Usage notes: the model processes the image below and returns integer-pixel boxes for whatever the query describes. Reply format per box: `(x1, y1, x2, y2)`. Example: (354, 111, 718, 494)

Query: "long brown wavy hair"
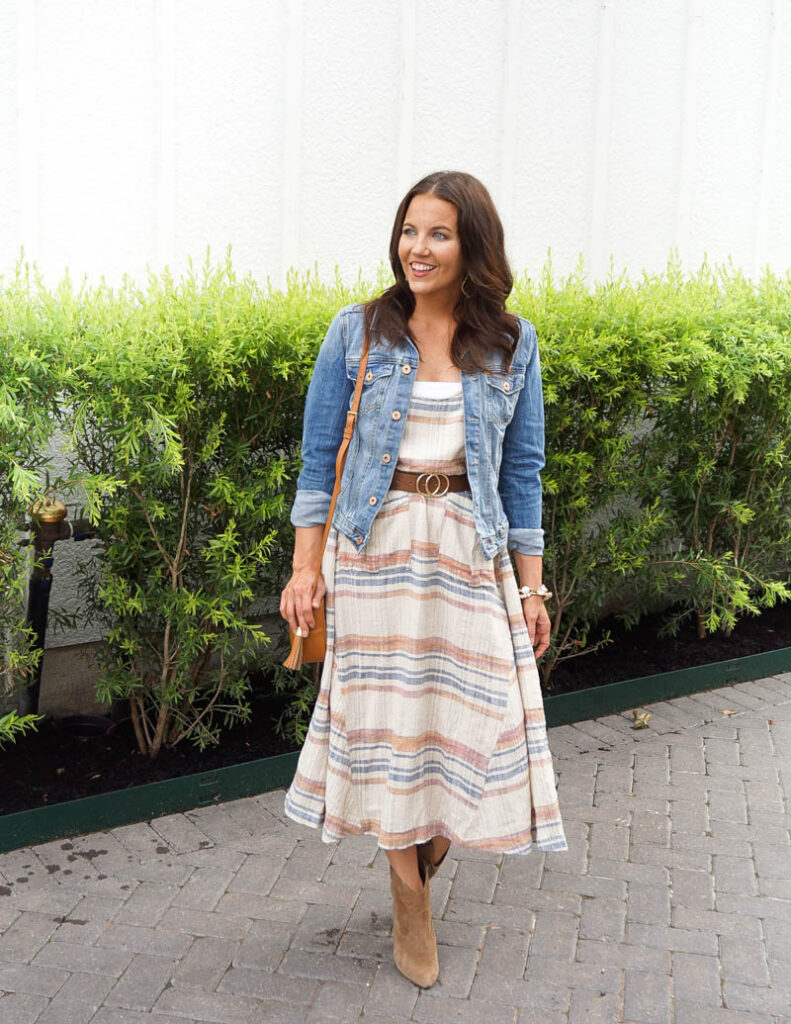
(364, 171, 520, 373)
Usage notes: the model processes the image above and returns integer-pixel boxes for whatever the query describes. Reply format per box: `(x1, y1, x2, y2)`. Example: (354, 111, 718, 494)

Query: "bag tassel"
(283, 630, 304, 671)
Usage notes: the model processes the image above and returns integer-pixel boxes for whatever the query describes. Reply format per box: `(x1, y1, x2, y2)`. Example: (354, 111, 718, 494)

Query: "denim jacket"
(290, 304, 545, 559)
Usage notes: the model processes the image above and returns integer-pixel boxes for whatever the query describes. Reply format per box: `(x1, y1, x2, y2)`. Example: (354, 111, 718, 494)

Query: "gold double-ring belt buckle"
(415, 472, 450, 496)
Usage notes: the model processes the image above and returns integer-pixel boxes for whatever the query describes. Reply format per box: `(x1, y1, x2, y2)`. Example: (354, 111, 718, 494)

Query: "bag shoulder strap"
(311, 326, 371, 588)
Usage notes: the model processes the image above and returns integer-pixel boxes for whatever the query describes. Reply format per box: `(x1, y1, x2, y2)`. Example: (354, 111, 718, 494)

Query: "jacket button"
(354, 535, 363, 545)
(368, 496, 377, 506)
(382, 453, 391, 463)
(402, 364, 411, 374)
(503, 381, 510, 391)
(392, 410, 401, 420)
(365, 370, 373, 382)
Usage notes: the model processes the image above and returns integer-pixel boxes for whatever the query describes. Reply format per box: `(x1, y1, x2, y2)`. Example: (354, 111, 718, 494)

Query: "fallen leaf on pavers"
(632, 710, 651, 729)
(721, 709, 738, 715)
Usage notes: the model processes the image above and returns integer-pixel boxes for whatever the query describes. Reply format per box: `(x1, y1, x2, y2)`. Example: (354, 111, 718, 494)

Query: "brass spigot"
(28, 498, 68, 523)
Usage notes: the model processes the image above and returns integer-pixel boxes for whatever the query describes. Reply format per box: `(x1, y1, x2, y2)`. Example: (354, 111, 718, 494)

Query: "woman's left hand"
(523, 596, 551, 659)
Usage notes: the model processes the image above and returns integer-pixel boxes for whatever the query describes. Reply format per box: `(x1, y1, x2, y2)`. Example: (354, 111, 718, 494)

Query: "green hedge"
(1, 251, 789, 754)
(529, 258, 791, 679)
(1, 263, 74, 705)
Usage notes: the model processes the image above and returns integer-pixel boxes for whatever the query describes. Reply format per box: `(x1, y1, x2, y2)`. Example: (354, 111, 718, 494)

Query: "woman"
(280, 170, 566, 988)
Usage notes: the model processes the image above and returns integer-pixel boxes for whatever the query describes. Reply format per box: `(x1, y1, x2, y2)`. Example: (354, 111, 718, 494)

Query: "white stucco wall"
(2, 0, 790, 649)
(4, 0, 790, 290)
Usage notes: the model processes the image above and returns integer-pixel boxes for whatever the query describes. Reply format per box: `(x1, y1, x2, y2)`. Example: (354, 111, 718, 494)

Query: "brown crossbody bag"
(283, 327, 372, 670)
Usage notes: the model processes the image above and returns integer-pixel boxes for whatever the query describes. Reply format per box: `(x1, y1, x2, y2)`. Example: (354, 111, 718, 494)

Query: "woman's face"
(397, 193, 464, 302)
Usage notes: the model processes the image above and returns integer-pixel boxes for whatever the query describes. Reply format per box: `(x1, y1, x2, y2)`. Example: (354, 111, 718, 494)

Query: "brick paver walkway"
(1, 674, 790, 1023)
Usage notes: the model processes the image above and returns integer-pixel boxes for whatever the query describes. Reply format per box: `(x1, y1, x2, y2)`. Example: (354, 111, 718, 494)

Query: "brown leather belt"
(389, 469, 470, 496)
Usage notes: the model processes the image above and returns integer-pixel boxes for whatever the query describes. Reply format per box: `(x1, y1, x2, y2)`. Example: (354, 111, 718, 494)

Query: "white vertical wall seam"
(397, 0, 416, 197)
(754, 0, 780, 278)
(154, 0, 176, 271)
(16, 0, 39, 260)
(590, 0, 615, 282)
(499, 0, 520, 240)
(282, 0, 303, 282)
(676, 0, 701, 267)
(13, 0, 38, 676)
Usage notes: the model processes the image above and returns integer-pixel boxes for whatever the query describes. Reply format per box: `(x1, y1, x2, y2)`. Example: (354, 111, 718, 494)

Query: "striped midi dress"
(283, 380, 567, 854)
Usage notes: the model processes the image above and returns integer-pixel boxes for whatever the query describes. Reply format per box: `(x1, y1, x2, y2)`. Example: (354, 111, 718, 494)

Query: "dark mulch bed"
(2, 599, 789, 816)
(0, 690, 299, 817)
(546, 597, 791, 694)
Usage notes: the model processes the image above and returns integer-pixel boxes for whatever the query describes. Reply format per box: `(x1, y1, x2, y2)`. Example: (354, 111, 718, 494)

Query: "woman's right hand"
(280, 566, 326, 636)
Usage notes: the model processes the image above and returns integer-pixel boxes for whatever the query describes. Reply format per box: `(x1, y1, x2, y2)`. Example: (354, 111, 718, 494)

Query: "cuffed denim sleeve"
(499, 320, 545, 555)
(507, 527, 545, 556)
(290, 309, 354, 525)
(290, 488, 333, 528)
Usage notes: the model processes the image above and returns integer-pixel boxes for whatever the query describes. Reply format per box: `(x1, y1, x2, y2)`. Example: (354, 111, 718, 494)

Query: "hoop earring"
(461, 275, 471, 298)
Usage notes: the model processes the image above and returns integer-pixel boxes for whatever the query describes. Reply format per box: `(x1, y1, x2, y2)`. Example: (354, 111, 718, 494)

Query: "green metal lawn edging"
(0, 750, 298, 855)
(542, 643, 791, 727)
(2, 644, 790, 854)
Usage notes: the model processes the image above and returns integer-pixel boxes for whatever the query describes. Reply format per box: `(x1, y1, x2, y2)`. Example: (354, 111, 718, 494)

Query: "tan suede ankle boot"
(416, 837, 450, 880)
(389, 855, 439, 988)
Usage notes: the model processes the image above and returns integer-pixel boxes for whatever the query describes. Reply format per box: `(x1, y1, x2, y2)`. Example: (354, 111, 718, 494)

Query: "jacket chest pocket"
(484, 370, 524, 425)
(347, 361, 395, 412)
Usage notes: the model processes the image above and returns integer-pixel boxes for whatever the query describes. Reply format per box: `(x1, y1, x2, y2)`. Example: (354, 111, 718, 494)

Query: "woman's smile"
(398, 194, 463, 297)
